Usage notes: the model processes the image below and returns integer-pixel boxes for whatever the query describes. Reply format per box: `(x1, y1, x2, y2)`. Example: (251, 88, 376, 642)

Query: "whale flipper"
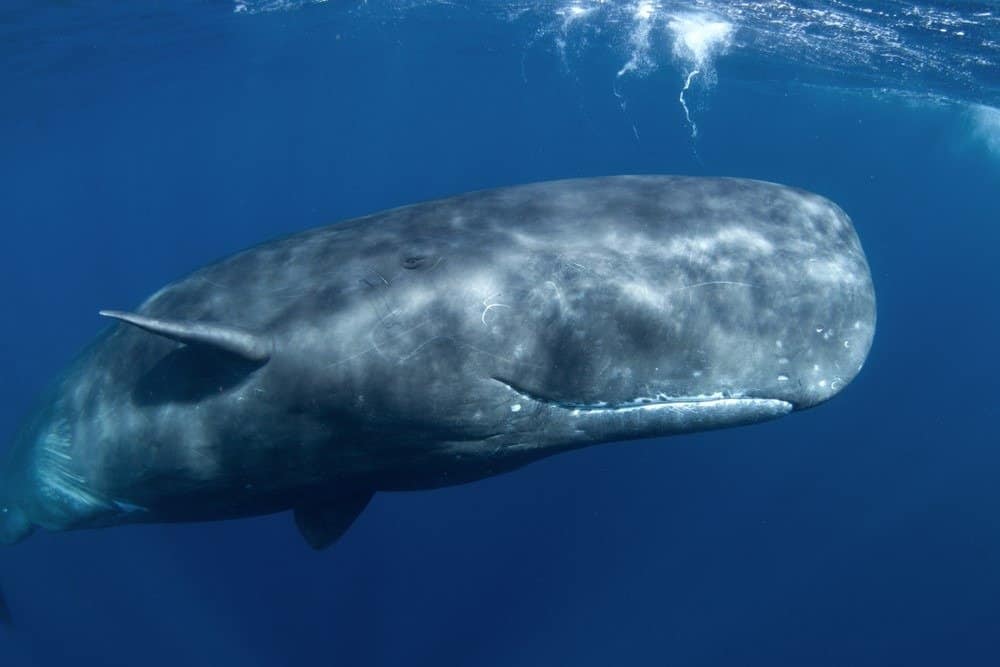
(99, 310, 272, 363)
(294, 492, 374, 550)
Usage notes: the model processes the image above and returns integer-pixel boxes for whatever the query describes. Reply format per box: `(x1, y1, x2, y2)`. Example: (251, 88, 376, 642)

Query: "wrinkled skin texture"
(0, 176, 875, 545)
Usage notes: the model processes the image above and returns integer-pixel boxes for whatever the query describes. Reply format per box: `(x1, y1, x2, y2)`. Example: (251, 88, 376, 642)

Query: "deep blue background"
(2, 3, 999, 665)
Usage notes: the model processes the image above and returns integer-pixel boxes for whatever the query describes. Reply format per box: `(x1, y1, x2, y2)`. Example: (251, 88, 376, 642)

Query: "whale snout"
(746, 264, 877, 411)
(774, 316, 876, 411)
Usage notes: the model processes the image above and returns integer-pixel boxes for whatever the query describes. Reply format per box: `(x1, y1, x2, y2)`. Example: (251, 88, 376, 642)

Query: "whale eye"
(401, 255, 429, 270)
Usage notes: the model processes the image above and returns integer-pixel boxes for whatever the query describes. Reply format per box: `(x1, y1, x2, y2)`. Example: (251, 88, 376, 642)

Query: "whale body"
(0, 176, 875, 550)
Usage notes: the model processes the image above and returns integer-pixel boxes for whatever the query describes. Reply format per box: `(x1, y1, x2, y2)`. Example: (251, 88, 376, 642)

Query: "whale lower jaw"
(491, 377, 793, 445)
(545, 396, 794, 435)
(560, 397, 793, 417)
(493, 377, 792, 415)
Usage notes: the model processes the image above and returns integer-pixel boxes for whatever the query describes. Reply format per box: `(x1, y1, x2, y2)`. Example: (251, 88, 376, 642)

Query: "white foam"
(558, 2, 597, 27)
(634, 0, 656, 22)
(615, 1, 660, 78)
(668, 14, 733, 67)
(230, 1, 997, 92)
(234, 0, 325, 14)
(229, 0, 998, 144)
(667, 14, 733, 138)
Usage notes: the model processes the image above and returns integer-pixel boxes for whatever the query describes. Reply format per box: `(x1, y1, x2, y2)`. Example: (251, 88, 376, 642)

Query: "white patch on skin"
(799, 198, 826, 218)
(658, 227, 776, 275)
(622, 281, 661, 308)
(716, 227, 775, 254)
(511, 404, 522, 413)
(806, 257, 855, 284)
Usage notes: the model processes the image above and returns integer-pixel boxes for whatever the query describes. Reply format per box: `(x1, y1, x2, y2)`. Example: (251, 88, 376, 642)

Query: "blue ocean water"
(1, 1, 998, 665)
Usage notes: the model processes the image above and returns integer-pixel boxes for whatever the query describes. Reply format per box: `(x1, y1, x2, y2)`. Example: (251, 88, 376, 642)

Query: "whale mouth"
(491, 377, 793, 415)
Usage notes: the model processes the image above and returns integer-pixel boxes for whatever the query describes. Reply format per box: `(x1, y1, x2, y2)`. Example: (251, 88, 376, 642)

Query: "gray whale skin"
(0, 176, 875, 550)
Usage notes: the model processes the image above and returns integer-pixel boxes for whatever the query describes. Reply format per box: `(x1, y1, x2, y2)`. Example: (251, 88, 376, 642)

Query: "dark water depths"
(1, 2, 998, 665)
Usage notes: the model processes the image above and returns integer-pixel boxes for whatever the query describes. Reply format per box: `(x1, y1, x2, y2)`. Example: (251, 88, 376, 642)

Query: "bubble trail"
(679, 68, 700, 138)
(668, 14, 734, 140)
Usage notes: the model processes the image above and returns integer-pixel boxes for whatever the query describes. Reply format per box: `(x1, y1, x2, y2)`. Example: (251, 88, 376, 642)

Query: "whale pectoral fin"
(99, 310, 272, 363)
(294, 491, 374, 550)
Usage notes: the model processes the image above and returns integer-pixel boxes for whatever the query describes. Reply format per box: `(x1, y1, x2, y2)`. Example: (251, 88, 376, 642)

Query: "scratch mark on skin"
(369, 319, 437, 363)
(368, 332, 390, 362)
(553, 253, 599, 277)
(199, 278, 228, 290)
(396, 335, 456, 363)
(329, 320, 435, 368)
(666, 281, 756, 295)
(544, 280, 564, 303)
(325, 345, 379, 369)
(377, 308, 401, 331)
(198, 271, 351, 300)
(366, 283, 403, 336)
(361, 270, 391, 289)
(481, 293, 511, 326)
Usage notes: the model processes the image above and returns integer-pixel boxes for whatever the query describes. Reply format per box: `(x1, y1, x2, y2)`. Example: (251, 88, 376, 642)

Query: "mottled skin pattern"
(0, 176, 875, 545)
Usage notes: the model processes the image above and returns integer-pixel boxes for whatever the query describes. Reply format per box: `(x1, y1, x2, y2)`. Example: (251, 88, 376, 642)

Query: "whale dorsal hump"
(294, 491, 375, 550)
(99, 310, 272, 363)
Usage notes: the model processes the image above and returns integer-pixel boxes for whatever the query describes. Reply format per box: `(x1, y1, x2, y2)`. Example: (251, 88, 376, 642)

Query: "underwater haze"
(1, 1, 999, 665)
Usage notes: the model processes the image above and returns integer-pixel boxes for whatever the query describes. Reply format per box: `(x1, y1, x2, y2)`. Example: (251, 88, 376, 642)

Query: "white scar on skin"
(481, 293, 511, 326)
